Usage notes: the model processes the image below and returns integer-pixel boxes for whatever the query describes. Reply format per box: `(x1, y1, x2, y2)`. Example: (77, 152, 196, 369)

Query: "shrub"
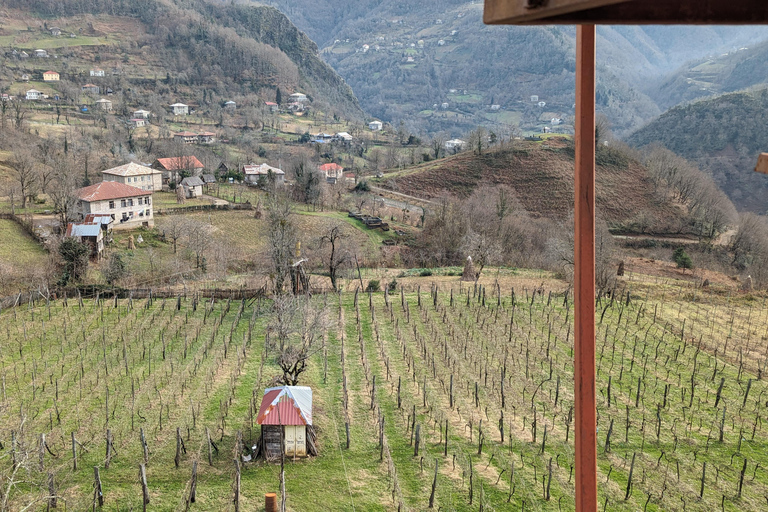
(365, 279, 381, 292)
(387, 278, 398, 292)
(354, 180, 370, 192)
(419, 269, 433, 277)
(673, 247, 693, 270)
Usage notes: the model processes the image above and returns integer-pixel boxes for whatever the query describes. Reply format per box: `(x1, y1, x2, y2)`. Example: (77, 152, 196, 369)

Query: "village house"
(179, 176, 204, 198)
(153, 156, 204, 184)
(173, 131, 199, 144)
(368, 120, 383, 131)
(334, 132, 353, 142)
(133, 109, 150, 119)
(81, 84, 100, 95)
(43, 70, 60, 81)
(224, 100, 236, 110)
(95, 98, 112, 111)
(34, 49, 48, 58)
(319, 162, 344, 183)
(445, 139, 466, 152)
(201, 174, 217, 188)
(90, 68, 105, 77)
(77, 181, 154, 230)
(289, 92, 308, 103)
(101, 162, 163, 192)
(25, 89, 43, 100)
(490, 104, 501, 111)
(264, 101, 278, 112)
(257, 386, 314, 459)
(441, 102, 450, 109)
(20, 73, 30, 82)
(242, 163, 285, 185)
(286, 102, 304, 113)
(531, 95, 539, 102)
(198, 132, 215, 144)
(66, 222, 104, 259)
(50, 27, 62, 36)
(170, 103, 189, 115)
(131, 118, 146, 128)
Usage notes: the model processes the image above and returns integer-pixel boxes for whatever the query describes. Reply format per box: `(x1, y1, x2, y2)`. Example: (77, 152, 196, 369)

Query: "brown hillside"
(384, 139, 682, 233)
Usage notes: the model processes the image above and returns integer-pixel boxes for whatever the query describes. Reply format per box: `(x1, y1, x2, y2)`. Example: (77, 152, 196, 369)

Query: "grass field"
(1, 274, 767, 510)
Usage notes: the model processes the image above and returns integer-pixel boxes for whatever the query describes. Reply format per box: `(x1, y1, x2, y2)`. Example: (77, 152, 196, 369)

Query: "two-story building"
(153, 156, 204, 184)
(26, 89, 43, 100)
(90, 68, 106, 77)
(43, 70, 60, 81)
(101, 162, 163, 192)
(243, 163, 285, 185)
(77, 181, 154, 229)
(171, 103, 189, 115)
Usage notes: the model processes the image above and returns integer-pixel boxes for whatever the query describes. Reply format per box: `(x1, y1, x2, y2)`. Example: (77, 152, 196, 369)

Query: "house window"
(128, 199, 133, 206)
(121, 213, 128, 221)
(121, 199, 126, 207)
(108, 200, 115, 209)
(129, 211, 134, 217)
(145, 209, 150, 217)
(147, 197, 151, 205)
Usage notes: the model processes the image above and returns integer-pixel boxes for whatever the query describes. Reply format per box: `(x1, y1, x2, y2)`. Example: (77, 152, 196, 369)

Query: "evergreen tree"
(276, 87, 282, 105)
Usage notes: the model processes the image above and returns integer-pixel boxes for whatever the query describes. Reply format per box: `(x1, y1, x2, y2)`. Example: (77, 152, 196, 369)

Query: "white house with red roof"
(319, 162, 344, 183)
(242, 163, 285, 185)
(257, 386, 313, 459)
(152, 156, 204, 184)
(77, 181, 154, 229)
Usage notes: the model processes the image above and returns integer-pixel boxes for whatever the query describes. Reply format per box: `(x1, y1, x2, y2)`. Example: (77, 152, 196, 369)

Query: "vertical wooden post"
(575, 23, 597, 512)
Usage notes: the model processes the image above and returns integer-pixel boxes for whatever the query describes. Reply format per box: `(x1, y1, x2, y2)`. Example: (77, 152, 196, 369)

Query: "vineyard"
(1, 277, 768, 511)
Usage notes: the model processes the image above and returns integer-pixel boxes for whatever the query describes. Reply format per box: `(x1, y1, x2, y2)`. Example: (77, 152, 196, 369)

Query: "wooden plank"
(485, 0, 768, 24)
(574, 24, 597, 512)
(484, 0, 630, 24)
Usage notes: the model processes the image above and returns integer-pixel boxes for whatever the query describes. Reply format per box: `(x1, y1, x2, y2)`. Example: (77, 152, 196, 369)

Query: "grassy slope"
(1, 274, 767, 510)
(378, 139, 681, 232)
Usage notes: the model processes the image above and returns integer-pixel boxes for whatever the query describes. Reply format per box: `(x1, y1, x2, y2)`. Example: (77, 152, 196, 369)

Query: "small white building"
(171, 103, 189, 116)
(368, 120, 383, 131)
(133, 109, 151, 119)
(179, 176, 204, 198)
(441, 102, 449, 109)
(531, 95, 539, 102)
(538, 101, 547, 108)
(224, 100, 236, 110)
(289, 92, 308, 103)
(96, 98, 113, 111)
(77, 181, 154, 230)
(34, 49, 48, 58)
(445, 139, 465, 152)
(90, 68, 106, 77)
(551, 118, 562, 125)
(50, 27, 62, 36)
(26, 89, 43, 100)
(490, 104, 501, 111)
(101, 162, 162, 191)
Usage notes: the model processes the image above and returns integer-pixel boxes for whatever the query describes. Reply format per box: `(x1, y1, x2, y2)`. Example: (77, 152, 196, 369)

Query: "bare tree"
(266, 192, 297, 294)
(186, 221, 214, 270)
(269, 296, 328, 385)
(8, 147, 37, 208)
(47, 156, 80, 226)
(317, 224, 351, 291)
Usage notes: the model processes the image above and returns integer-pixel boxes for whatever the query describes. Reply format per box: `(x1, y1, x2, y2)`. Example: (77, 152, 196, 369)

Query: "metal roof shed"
(257, 386, 314, 459)
(482, 2, 768, 511)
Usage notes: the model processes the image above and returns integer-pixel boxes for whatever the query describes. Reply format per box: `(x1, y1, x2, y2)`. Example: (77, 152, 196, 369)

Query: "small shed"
(256, 386, 313, 460)
(179, 176, 204, 198)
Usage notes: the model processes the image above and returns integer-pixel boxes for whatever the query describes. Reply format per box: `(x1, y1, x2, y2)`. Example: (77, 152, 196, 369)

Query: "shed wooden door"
(295, 426, 306, 457)
(284, 426, 296, 457)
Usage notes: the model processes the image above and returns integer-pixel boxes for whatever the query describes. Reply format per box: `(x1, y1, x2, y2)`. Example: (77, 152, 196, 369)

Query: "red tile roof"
(154, 156, 204, 171)
(319, 163, 344, 172)
(78, 181, 148, 202)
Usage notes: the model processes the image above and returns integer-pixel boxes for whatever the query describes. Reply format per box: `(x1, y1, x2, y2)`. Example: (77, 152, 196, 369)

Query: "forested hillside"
(0, 0, 364, 119)
(629, 89, 768, 213)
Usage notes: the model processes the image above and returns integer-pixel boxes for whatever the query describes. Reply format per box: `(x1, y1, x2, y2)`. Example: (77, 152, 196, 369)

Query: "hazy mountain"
(254, 0, 768, 137)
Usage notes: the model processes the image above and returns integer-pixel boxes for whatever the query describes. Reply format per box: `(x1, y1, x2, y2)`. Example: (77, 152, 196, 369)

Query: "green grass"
(0, 218, 47, 269)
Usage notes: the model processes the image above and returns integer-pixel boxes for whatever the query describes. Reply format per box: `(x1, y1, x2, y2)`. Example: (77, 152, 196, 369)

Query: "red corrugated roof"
(155, 156, 203, 170)
(78, 181, 148, 202)
(319, 163, 343, 172)
(257, 388, 310, 425)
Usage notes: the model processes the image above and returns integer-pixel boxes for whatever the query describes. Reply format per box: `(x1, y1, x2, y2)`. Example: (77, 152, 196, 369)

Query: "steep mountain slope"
(650, 39, 768, 110)
(257, 0, 768, 137)
(0, 0, 364, 119)
(628, 89, 768, 213)
(380, 138, 685, 234)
